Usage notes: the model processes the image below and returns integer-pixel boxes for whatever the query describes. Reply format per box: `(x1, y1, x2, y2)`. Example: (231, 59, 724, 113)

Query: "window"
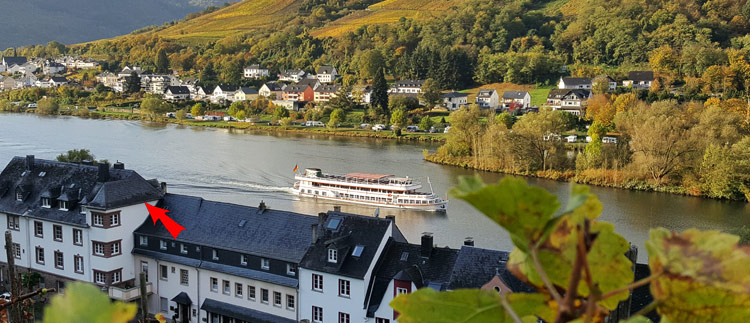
(241, 255, 247, 265)
(35, 247, 44, 264)
(312, 274, 323, 291)
(376, 318, 390, 323)
(34, 221, 43, 237)
(58, 200, 68, 211)
(141, 261, 149, 282)
(74, 255, 83, 274)
(111, 241, 121, 255)
(235, 283, 242, 297)
(110, 213, 119, 226)
(7, 215, 19, 231)
(180, 244, 188, 254)
(180, 269, 188, 286)
(41, 197, 50, 208)
(274, 291, 282, 307)
(261, 289, 269, 304)
(286, 294, 295, 310)
(160, 265, 168, 280)
(94, 271, 105, 284)
(112, 270, 121, 283)
(73, 229, 82, 246)
(339, 279, 350, 297)
(261, 258, 269, 270)
(160, 297, 168, 313)
(248, 285, 256, 300)
(222, 280, 230, 295)
(312, 306, 323, 323)
(287, 264, 297, 276)
(15, 191, 23, 201)
(54, 251, 63, 269)
(12, 243, 20, 259)
(93, 214, 103, 226)
(139, 235, 147, 246)
(160, 240, 167, 250)
(210, 278, 218, 292)
(93, 242, 105, 256)
(57, 281, 65, 294)
(396, 287, 408, 295)
(212, 249, 219, 260)
(328, 248, 337, 263)
(53, 225, 62, 242)
(339, 312, 350, 323)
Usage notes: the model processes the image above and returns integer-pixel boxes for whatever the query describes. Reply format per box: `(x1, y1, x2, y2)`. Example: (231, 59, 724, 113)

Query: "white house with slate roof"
(316, 65, 338, 84)
(502, 91, 531, 109)
(475, 89, 499, 109)
(0, 156, 163, 298)
(243, 65, 269, 79)
(558, 77, 592, 90)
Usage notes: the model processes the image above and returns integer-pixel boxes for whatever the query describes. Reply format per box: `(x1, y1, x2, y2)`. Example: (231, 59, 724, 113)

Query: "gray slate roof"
(561, 77, 591, 86)
(317, 65, 336, 75)
(0, 156, 163, 226)
(237, 87, 258, 95)
(393, 80, 425, 88)
(502, 91, 529, 99)
(2, 56, 27, 67)
(201, 298, 295, 323)
(165, 86, 190, 95)
(134, 194, 317, 263)
(443, 91, 467, 99)
(476, 89, 496, 98)
(262, 82, 284, 91)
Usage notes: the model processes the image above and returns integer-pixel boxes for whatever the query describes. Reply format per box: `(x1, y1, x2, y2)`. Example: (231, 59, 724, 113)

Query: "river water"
(1, 114, 748, 262)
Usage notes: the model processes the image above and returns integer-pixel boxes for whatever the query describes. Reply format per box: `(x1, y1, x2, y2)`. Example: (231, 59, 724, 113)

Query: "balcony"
(108, 282, 152, 302)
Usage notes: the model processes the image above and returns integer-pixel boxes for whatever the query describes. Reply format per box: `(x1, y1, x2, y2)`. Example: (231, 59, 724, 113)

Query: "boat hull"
(293, 189, 447, 212)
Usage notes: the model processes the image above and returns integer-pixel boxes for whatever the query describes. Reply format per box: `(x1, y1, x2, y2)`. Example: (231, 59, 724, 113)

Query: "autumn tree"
(591, 75, 612, 94)
(370, 68, 389, 114)
(327, 108, 345, 128)
(191, 103, 206, 117)
(419, 78, 443, 109)
(155, 48, 169, 73)
(585, 94, 615, 126)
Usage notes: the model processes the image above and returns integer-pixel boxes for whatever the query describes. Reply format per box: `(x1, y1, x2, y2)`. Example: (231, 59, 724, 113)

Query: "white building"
(475, 89, 499, 109)
(558, 77, 592, 90)
(389, 80, 425, 94)
(501, 91, 531, 109)
(442, 92, 468, 110)
(164, 86, 191, 101)
(315, 66, 338, 84)
(243, 65, 270, 79)
(278, 70, 307, 83)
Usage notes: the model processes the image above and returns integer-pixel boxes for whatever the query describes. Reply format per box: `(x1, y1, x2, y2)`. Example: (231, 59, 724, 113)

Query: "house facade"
(211, 85, 239, 104)
(547, 89, 591, 116)
(278, 70, 307, 83)
(314, 84, 339, 102)
(234, 87, 259, 102)
(475, 89, 499, 109)
(623, 71, 654, 90)
(389, 80, 424, 94)
(501, 91, 531, 109)
(316, 66, 338, 84)
(442, 92, 468, 110)
(164, 86, 191, 101)
(259, 82, 285, 98)
(243, 65, 270, 79)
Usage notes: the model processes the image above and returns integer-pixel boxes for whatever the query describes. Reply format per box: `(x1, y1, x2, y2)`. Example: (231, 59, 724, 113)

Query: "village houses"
(475, 89, 499, 110)
(243, 65, 270, 79)
(501, 91, 531, 109)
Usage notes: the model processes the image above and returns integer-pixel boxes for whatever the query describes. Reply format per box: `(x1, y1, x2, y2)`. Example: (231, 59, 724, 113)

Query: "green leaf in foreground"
(43, 282, 137, 323)
(646, 228, 750, 322)
(450, 176, 561, 251)
(390, 288, 553, 323)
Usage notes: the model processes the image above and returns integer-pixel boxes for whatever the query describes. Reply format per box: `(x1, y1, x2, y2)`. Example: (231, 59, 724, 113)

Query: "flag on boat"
(293, 164, 299, 173)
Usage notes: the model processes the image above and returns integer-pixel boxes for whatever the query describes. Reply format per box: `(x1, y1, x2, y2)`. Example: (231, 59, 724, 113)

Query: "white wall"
(299, 269, 367, 323)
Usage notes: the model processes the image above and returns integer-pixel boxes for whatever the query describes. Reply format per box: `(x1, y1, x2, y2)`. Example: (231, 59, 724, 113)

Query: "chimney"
(421, 232, 433, 258)
(25, 155, 34, 170)
(311, 224, 319, 242)
(258, 200, 267, 211)
(97, 163, 110, 182)
(317, 212, 328, 236)
(333, 205, 341, 212)
(385, 215, 395, 224)
(113, 161, 125, 169)
(160, 182, 167, 195)
(464, 237, 474, 246)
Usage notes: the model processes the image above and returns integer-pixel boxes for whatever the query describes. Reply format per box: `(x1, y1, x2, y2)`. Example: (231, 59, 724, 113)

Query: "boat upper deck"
(298, 171, 418, 186)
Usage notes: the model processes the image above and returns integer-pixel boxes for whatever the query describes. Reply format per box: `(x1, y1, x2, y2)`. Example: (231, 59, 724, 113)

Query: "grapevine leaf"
(508, 185, 632, 310)
(646, 228, 750, 322)
(390, 288, 553, 323)
(451, 176, 561, 252)
(42, 282, 137, 323)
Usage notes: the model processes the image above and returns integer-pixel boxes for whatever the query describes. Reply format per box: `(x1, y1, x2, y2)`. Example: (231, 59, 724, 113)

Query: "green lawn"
(529, 85, 554, 106)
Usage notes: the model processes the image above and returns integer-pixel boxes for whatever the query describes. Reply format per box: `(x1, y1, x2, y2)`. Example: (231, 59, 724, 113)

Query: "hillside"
(0, 0, 222, 48)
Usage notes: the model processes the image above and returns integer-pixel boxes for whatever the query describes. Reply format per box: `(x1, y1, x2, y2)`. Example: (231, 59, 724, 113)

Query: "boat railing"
(300, 173, 418, 186)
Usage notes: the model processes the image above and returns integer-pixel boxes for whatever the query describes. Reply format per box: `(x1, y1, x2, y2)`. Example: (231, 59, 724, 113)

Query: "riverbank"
(423, 153, 750, 202)
(16, 109, 447, 143)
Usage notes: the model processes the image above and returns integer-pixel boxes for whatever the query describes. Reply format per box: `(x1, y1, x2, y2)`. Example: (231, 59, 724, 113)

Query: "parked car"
(602, 136, 618, 144)
(405, 125, 420, 132)
(360, 123, 371, 129)
(223, 116, 237, 122)
(372, 124, 387, 131)
(305, 121, 324, 127)
(565, 135, 577, 143)
(165, 112, 176, 118)
(429, 127, 437, 133)
(444, 126, 451, 133)
(586, 136, 592, 143)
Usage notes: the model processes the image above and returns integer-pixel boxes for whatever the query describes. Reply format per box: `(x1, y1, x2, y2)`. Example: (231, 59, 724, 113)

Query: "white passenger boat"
(293, 168, 447, 212)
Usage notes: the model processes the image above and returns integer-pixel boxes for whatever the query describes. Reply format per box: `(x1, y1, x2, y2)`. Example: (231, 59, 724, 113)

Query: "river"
(1, 114, 748, 262)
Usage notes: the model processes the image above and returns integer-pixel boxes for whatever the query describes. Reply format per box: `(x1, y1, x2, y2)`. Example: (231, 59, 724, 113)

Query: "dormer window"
(41, 198, 51, 208)
(15, 191, 22, 201)
(212, 249, 219, 261)
(328, 248, 338, 263)
(59, 201, 69, 211)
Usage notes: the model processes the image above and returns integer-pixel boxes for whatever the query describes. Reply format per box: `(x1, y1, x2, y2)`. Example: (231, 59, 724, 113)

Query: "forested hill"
(17, 0, 750, 96)
(0, 0, 223, 48)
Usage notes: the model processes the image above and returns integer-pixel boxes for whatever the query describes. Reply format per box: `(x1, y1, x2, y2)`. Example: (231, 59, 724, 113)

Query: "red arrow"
(145, 203, 185, 239)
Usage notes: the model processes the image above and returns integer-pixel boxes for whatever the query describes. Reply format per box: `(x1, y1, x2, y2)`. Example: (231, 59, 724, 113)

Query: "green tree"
(328, 86, 356, 111)
(419, 116, 434, 131)
(495, 112, 516, 129)
(36, 98, 59, 115)
(371, 68, 389, 113)
(328, 108, 345, 128)
(235, 110, 246, 121)
(228, 101, 244, 117)
(56, 149, 96, 163)
(592, 75, 612, 94)
(140, 97, 170, 119)
(357, 50, 385, 80)
(155, 48, 170, 73)
(274, 105, 290, 119)
(175, 109, 187, 121)
(390, 108, 406, 128)
(44, 282, 137, 323)
(191, 103, 206, 117)
(125, 72, 141, 94)
(419, 78, 443, 109)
